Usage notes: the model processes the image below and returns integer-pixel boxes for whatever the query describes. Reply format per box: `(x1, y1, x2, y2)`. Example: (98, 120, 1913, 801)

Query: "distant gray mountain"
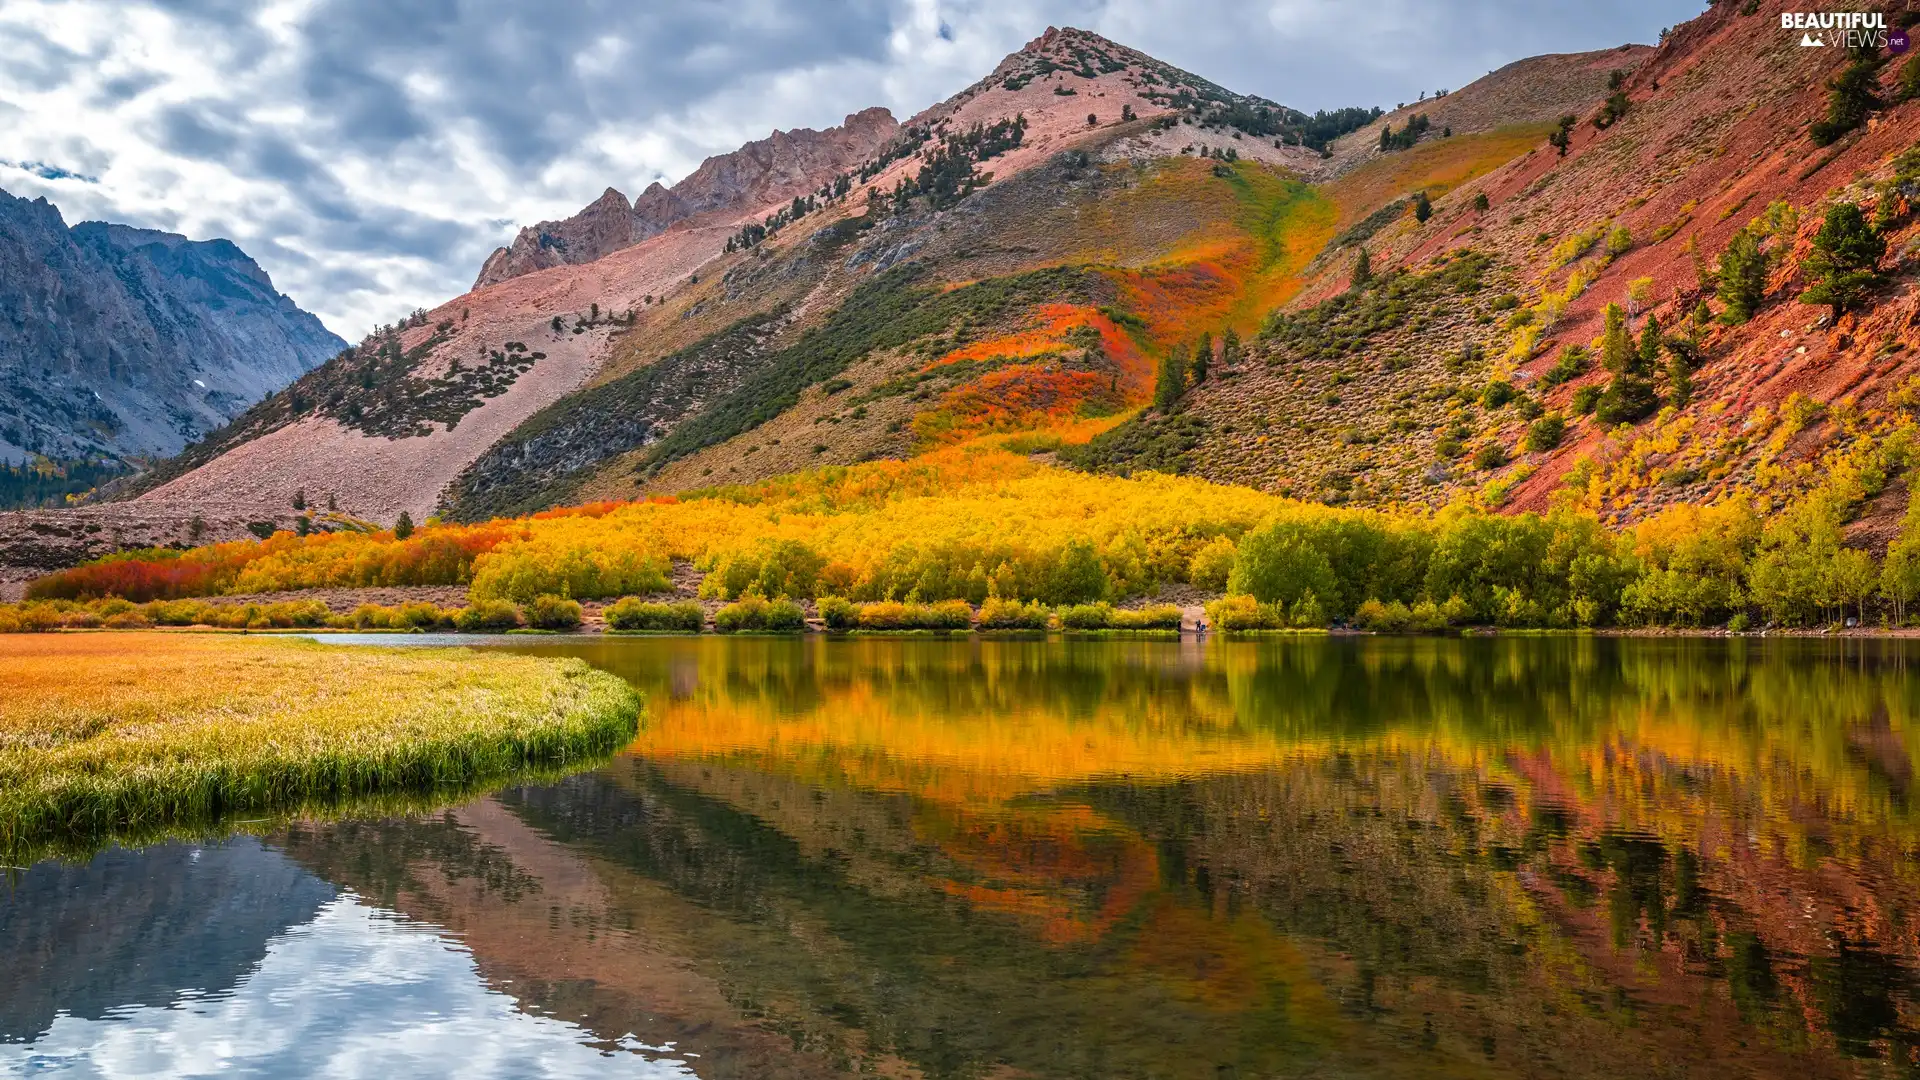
(0, 188, 346, 461)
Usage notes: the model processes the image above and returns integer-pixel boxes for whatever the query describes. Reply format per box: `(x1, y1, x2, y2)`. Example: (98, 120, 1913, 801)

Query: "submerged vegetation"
(0, 635, 640, 862)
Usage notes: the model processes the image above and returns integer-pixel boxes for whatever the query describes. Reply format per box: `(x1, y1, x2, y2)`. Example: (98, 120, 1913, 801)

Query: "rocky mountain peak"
(474, 107, 899, 289)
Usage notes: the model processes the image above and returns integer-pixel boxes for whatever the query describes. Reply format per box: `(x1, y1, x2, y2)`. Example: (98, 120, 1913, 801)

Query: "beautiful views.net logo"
(1780, 11, 1908, 51)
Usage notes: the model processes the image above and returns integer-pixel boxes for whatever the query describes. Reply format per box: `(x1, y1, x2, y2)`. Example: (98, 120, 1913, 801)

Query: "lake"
(4, 635, 1919, 1078)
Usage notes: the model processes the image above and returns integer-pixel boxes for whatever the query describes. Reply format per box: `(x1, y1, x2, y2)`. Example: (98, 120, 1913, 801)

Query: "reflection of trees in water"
(486, 636, 1920, 1072)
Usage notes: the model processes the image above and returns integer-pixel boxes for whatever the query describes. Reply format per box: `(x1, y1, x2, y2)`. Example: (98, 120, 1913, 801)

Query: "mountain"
(0, 191, 346, 462)
(82, 6, 1918, 545)
(474, 107, 900, 287)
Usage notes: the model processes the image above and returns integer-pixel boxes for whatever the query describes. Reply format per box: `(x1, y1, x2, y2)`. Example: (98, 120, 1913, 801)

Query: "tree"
(1087, 113, 1098, 127)
(291, 489, 306, 512)
(1547, 114, 1577, 156)
(1810, 51, 1885, 146)
(1191, 334, 1213, 385)
(1799, 202, 1885, 321)
(1830, 548, 1878, 625)
(1600, 303, 1634, 375)
(394, 511, 414, 541)
(1666, 352, 1693, 409)
(1715, 226, 1770, 323)
(1635, 313, 1662, 376)
(551, 315, 563, 333)
(1412, 191, 1432, 223)
(1472, 192, 1490, 212)
(1351, 247, 1373, 289)
(1154, 346, 1188, 410)
(1525, 414, 1566, 451)
(1221, 328, 1243, 370)
(1121, 103, 1136, 122)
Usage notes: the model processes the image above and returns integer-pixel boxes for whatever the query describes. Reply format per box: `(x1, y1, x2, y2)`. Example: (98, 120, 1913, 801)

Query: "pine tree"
(1547, 114, 1576, 156)
(1600, 303, 1633, 375)
(1635, 313, 1662, 377)
(1473, 192, 1490, 212)
(1352, 247, 1372, 289)
(1221, 328, 1242, 370)
(1715, 226, 1770, 323)
(1412, 191, 1432, 223)
(1191, 334, 1212, 385)
(1666, 352, 1693, 409)
(291, 489, 306, 512)
(1800, 202, 1886, 321)
(1154, 346, 1188, 411)
(394, 511, 414, 541)
(1810, 51, 1885, 146)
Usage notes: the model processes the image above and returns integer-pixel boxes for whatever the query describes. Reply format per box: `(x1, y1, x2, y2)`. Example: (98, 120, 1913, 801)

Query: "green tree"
(1472, 191, 1490, 212)
(1635, 313, 1662, 376)
(1154, 345, 1188, 410)
(1809, 51, 1885, 146)
(1799, 202, 1886, 321)
(1600, 303, 1634, 374)
(1352, 247, 1372, 289)
(1229, 522, 1340, 614)
(1525, 413, 1566, 451)
(1715, 226, 1770, 323)
(1412, 191, 1432, 223)
(1221, 328, 1243, 370)
(1191, 334, 1212, 385)
(1666, 353, 1693, 409)
(1547, 114, 1576, 156)
(394, 511, 414, 541)
(550, 315, 563, 333)
(1829, 548, 1878, 625)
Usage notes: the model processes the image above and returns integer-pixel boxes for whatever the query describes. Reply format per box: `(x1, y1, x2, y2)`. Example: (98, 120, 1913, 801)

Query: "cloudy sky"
(0, 0, 1700, 336)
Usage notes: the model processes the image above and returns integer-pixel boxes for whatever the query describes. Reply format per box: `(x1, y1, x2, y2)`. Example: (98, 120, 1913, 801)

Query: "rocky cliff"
(0, 189, 346, 462)
(473, 107, 899, 287)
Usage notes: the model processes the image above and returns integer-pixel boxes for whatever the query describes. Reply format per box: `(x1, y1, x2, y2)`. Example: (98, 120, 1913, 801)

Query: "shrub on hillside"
(713, 593, 806, 633)
(525, 594, 583, 630)
(604, 597, 704, 632)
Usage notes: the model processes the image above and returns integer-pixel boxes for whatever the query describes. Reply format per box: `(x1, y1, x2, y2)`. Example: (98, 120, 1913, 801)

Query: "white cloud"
(0, 0, 1697, 339)
(0, 894, 697, 1078)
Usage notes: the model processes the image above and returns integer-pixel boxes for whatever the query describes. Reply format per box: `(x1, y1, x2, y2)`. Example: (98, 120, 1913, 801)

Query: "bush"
(1481, 381, 1516, 409)
(1112, 604, 1182, 629)
(1058, 603, 1116, 630)
(1595, 376, 1660, 426)
(605, 597, 704, 632)
(857, 599, 973, 630)
(1571, 385, 1602, 414)
(1727, 612, 1750, 633)
(455, 599, 522, 632)
(713, 593, 806, 633)
(817, 594, 858, 630)
(1526, 415, 1566, 452)
(978, 596, 1051, 630)
(1472, 443, 1510, 470)
(1205, 594, 1285, 631)
(524, 594, 582, 630)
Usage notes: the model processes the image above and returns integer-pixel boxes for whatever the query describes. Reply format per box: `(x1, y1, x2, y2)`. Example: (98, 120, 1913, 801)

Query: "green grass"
(0, 634, 641, 863)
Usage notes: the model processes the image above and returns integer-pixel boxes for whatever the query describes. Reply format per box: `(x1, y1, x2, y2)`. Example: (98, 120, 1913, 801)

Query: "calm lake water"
(6, 636, 1920, 1078)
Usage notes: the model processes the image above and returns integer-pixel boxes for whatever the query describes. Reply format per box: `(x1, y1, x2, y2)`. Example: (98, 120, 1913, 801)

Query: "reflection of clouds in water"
(1, 895, 696, 1079)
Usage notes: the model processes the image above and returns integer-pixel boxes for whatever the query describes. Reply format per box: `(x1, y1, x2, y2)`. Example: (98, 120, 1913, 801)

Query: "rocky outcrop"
(474, 107, 899, 287)
(0, 189, 346, 462)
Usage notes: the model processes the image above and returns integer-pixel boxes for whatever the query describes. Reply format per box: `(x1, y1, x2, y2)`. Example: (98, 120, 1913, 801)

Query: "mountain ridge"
(0, 188, 345, 463)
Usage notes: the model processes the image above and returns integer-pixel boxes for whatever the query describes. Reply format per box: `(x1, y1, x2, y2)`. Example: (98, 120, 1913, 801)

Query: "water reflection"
(6, 636, 1920, 1078)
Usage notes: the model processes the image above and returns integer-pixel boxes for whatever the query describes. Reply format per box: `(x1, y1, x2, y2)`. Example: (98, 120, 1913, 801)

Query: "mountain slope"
(95, 24, 1648, 532)
(1075, 0, 1920, 527)
(0, 190, 345, 462)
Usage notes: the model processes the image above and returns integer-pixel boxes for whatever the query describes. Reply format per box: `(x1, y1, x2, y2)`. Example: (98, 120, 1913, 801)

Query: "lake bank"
(0, 634, 640, 863)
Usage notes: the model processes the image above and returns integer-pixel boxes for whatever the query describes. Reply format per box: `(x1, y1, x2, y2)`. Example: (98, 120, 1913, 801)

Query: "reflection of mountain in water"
(0, 838, 336, 1041)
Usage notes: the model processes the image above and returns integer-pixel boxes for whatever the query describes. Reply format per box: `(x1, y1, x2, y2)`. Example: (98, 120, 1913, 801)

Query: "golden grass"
(1323, 124, 1553, 230)
(0, 634, 641, 861)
